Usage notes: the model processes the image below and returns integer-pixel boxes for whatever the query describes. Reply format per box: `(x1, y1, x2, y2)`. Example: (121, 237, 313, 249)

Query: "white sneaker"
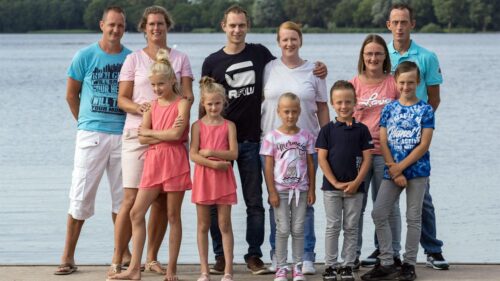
(302, 260, 316, 275)
(268, 254, 278, 273)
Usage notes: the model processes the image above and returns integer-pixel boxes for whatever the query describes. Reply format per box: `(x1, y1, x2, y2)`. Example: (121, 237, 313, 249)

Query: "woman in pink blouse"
(108, 5, 193, 279)
(350, 34, 401, 267)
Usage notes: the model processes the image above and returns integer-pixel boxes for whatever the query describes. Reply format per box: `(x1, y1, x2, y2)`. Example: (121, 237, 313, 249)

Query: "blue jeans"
(358, 155, 401, 258)
(420, 180, 444, 254)
(266, 153, 317, 262)
(210, 142, 265, 261)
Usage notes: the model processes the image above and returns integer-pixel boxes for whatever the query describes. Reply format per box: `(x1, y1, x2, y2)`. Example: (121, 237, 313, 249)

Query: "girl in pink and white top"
(260, 93, 316, 281)
(261, 21, 329, 274)
(350, 34, 401, 265)
(108, 6, 193, 280)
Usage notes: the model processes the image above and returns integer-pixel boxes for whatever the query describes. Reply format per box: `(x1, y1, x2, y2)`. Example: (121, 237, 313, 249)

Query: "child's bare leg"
(217, 205, 234, 276)
(145, 194, 168, 274)
(196, 204, 211, 276)
(110, 188, 137, 267)
(165, 191, 185, 280)
(109, 188, 160, 280)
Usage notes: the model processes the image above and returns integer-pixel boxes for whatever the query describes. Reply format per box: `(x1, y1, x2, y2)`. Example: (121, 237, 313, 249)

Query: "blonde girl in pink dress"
(108, 49, 191, 281)
(190, 77, 238, 281)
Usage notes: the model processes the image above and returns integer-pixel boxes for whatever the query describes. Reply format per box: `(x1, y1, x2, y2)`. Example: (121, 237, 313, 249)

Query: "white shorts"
(121, 129, 147, 188)
(68, 130, 123, 220)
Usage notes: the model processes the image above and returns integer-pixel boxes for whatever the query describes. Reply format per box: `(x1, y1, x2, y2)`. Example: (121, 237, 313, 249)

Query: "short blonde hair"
(277, 21, 302, 46)
(278, 92, 301, 106)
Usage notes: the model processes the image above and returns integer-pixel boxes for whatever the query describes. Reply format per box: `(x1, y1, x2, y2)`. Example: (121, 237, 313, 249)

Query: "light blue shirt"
(67, 43, 131, 134)
(388, 40, 443, 102)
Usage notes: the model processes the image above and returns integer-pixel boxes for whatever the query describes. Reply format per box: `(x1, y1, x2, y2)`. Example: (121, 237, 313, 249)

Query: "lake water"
(0, 33, 499, 265)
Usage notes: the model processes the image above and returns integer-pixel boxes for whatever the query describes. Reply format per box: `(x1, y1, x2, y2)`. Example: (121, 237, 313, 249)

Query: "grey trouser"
(372, 177, 428, 266)
(358, 155, 401, 257)
(274, 191, 307, 267)
(324, 190, 363, 267)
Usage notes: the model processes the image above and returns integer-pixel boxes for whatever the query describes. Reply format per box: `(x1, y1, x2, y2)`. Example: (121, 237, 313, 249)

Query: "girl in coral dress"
(109, 48, 191, 281)
(190, 77, 238, 281)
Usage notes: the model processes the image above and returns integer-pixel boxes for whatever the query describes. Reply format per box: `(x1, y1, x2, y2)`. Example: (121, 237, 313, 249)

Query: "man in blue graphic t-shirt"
(54, 6, 131, 275)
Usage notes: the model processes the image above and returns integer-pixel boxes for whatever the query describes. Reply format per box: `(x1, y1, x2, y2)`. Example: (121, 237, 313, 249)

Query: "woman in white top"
(261, 21, 330, 274)
(108, 6, 193, 280)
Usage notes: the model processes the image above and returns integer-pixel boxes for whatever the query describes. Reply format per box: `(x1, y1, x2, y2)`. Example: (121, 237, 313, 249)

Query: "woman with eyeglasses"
(350, 34, 401, 269)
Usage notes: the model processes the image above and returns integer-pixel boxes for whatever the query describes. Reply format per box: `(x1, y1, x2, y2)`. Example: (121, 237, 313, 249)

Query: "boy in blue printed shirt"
(361, 61, 434, 281)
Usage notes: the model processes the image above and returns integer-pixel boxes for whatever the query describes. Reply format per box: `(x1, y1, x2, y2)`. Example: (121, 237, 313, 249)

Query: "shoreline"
(2, 264, 500, 281)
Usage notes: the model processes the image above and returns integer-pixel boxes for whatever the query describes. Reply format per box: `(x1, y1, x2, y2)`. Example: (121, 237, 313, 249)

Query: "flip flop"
(107, 264, 122, 277)
(145, 261, 166, 275)
(54, 263, 78, 275)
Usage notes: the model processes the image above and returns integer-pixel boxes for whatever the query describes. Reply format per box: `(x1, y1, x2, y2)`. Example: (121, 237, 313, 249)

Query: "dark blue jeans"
(210, 142, 265, 261)
(420, 181, 444, 254)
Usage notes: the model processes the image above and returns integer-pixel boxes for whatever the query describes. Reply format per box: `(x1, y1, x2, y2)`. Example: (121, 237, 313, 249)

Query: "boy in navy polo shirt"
(316, 80, 373, 281)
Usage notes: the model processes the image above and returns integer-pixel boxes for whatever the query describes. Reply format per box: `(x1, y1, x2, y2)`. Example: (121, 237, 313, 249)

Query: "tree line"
(0, 0, 499, 33)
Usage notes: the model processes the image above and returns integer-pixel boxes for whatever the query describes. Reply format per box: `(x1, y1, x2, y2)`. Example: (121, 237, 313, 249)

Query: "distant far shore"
(15, 27, 499, 35)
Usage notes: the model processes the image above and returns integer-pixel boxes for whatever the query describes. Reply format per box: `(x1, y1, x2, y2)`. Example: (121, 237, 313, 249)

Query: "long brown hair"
(357, 34, 391, 75)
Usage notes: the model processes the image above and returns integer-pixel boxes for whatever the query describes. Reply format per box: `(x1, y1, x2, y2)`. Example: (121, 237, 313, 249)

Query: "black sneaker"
(361, 249, 380, 267)
(353, 258, 360, 271)
(399, 263, 416, 281)
(322, 266, 337, 281)
(209, 255, 225, 275)
(361, 264, 399, 281)
(338, 266, 355, 281)
(426, 253, 449, 270)
(393, 256, 402, 269)
(247, 256, 268, 275)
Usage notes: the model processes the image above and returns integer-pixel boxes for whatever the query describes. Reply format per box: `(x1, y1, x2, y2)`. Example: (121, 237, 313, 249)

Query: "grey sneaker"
(426, 253, 449, 270)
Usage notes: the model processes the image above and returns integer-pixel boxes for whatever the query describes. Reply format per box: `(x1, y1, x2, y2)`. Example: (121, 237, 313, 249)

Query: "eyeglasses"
(363, 52, 385, 57)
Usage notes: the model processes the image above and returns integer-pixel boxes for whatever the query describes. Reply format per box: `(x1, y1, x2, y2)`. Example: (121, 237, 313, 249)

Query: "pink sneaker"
(274, 267, 289, 281)
(293, 263, 306, 281)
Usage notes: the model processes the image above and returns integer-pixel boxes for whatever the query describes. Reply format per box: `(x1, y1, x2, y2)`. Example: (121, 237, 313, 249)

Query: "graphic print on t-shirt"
(357, 92, 394, 109)
(278, 140, 307, 186)
(387, 114, 421, 152)
(224, 61, 255, 99)
(90, 63, 124, 115)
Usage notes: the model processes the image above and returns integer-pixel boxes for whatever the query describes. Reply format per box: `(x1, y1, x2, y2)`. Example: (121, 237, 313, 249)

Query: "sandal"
(220, 273, 233, 281)
(145, 260, 166, 275)
(107, 263, 122, 277)
(197, 272, 210, 281)
(54, 263, 78, 275)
